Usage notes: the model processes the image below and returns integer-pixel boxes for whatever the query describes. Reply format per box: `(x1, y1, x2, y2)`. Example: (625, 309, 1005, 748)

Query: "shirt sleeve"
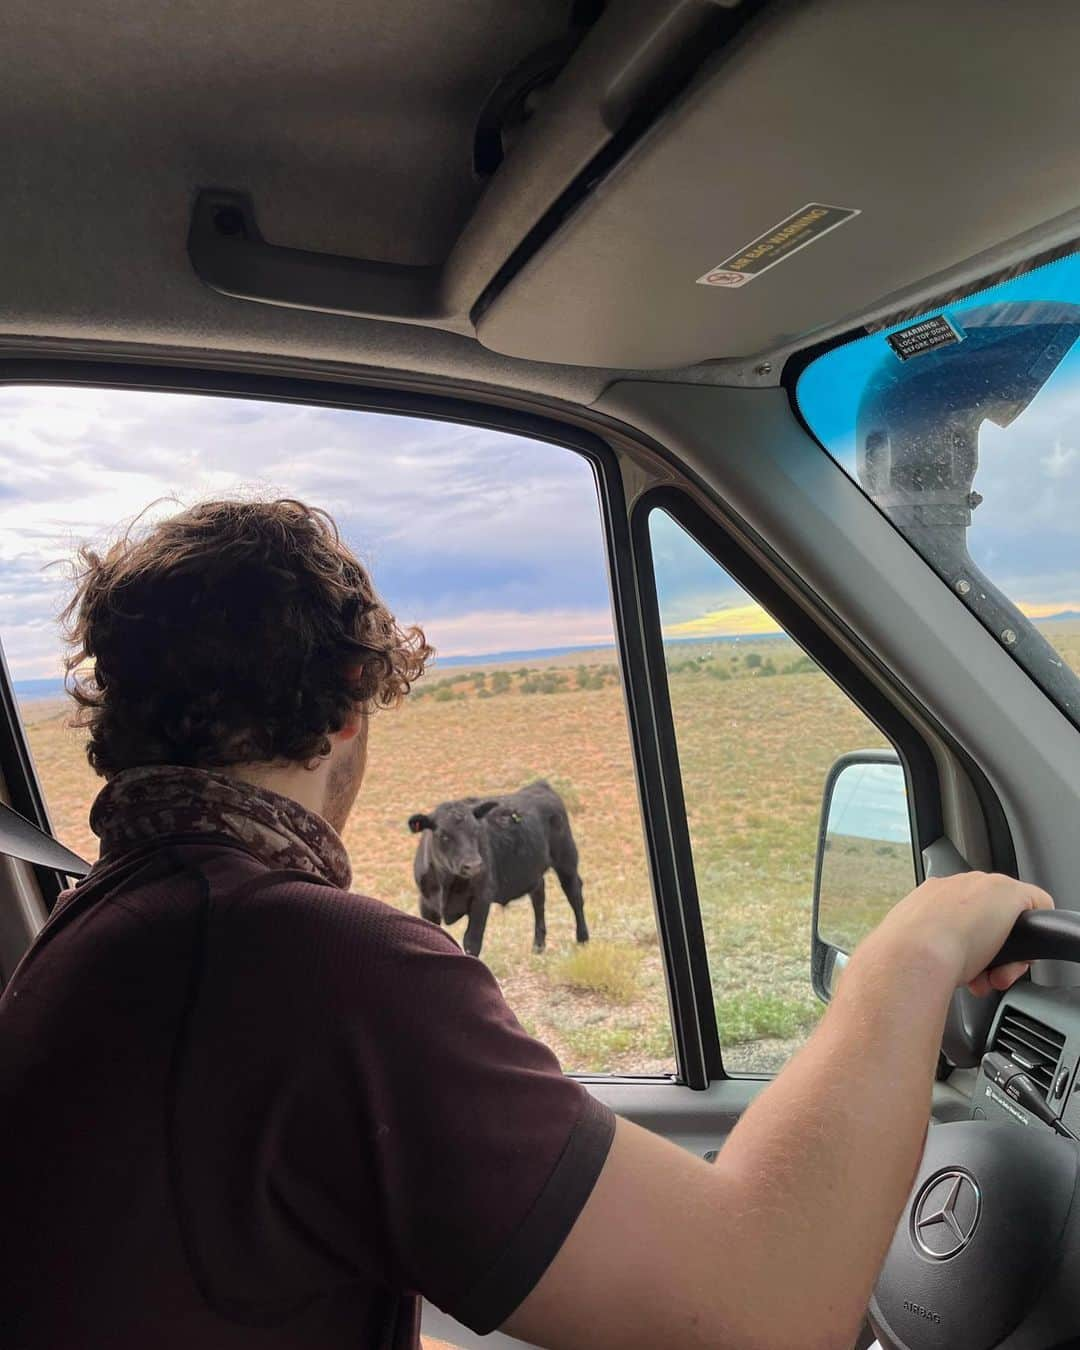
(320, 894, 616, 1333)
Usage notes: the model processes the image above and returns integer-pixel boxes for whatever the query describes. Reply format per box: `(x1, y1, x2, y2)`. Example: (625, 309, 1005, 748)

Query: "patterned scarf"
(89, 765, 352, 890)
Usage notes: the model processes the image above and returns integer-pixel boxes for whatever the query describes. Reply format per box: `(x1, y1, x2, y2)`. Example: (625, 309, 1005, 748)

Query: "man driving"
(0, 498, 1049, 1350)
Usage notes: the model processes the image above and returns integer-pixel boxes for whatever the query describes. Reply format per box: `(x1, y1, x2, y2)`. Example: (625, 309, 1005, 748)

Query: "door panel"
(422, 1078, 765, 1349)
(423, 1076, 972, 1347)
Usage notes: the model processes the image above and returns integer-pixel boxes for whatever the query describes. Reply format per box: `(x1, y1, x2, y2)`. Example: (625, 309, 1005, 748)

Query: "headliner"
(2, 0, 1078, 407)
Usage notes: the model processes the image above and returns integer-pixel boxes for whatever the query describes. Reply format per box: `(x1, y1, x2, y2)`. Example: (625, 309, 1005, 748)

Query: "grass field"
(818, 835, 917, 956)
(21, 620, 1080, 1077)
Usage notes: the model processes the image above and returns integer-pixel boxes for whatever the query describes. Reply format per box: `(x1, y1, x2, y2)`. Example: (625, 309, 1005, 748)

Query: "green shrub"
(537, 672, 566, 694)
(556, 942, 642, 1003)
(715, 993, 820, 1045)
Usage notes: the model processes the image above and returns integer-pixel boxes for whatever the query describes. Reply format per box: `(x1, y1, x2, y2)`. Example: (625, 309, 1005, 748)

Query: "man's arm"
(504, 872, 1051, 1350)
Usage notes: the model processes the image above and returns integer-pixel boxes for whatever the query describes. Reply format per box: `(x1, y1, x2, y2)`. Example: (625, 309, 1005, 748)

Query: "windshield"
(796, 251, 1080, 728)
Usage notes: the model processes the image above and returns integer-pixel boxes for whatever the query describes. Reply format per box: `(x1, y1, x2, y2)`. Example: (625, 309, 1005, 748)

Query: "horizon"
(13, 614, 1080, 702)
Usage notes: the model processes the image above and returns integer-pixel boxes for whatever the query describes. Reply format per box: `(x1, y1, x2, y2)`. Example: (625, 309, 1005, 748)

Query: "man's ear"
(408, 813, 435, 834)
(335, 697, 367, 742)
(472, 800, 499, 820)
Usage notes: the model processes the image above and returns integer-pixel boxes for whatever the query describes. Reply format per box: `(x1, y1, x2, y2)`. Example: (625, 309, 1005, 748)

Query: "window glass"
(796, 251, 1080, 728)
(0, 386, 672, 1075)
(649, 507, 899, 1074)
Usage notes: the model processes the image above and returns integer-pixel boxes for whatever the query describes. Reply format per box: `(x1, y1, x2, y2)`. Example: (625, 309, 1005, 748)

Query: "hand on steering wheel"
(871, 908, 1080, 1350)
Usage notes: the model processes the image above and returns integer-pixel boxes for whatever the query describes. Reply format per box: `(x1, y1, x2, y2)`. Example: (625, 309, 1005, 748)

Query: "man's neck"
(220, 759, 330, 822)
(215, 717, 366, 835)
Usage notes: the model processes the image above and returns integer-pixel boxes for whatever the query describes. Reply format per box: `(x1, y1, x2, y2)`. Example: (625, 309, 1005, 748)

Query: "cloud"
(663, 601, 782, 639)
(1017, 599, 1080, 619)
(1041, 440, 1079, 479)
(423, 607, 615, 659)
(0, 386, 614, 679)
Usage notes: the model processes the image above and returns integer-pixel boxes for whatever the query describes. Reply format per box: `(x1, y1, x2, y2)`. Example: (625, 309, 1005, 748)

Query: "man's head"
(63, 498, 431, 827)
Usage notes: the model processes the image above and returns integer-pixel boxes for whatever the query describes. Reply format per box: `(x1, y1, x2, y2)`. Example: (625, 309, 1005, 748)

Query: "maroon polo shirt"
(0, 837, 614, 1349)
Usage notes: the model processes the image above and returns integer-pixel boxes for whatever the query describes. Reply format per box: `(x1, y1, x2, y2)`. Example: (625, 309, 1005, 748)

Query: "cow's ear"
(408, 813, 434, 833)
(472, 800, 499, 820)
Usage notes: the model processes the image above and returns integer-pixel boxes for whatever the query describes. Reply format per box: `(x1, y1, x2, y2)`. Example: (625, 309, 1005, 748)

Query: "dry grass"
(817, 834, 916, 955)
(555, 941, 643, 1004)
(21, 620, 1080, 1077)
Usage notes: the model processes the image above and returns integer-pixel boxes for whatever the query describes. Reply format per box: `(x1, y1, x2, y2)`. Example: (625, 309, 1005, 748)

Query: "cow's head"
(408, 798, 499, 883)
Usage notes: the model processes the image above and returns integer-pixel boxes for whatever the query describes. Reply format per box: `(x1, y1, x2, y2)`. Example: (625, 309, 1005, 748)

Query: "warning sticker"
(887, 313, 964, 361)
(696, 203, 860, 288)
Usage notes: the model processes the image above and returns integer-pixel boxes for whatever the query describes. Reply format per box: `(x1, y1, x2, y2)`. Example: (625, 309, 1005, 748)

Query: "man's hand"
(861, 871, 1054, 997)
(505, 871, 1053, 1350)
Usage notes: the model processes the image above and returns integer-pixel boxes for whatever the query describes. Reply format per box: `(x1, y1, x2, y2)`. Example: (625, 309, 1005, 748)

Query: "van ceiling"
(2, 0, 1078, 404)
(1, 0, 622, 402)
(10, 0, 578, 268)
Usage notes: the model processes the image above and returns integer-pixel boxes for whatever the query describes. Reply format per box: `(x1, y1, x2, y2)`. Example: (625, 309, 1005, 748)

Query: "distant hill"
(12, 677, 66, 702)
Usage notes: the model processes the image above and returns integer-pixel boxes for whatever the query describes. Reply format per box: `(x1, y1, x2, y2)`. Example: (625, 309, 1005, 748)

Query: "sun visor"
(187, 2, 750, 339)
(473, 0, 1080, 369)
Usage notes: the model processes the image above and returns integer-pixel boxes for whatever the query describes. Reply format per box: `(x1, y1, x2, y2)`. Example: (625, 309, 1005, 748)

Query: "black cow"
(407, 780, 588, 958)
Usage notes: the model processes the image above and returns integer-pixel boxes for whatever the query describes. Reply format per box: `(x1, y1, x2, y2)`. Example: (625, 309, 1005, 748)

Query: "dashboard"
(972, 983, 1080, 1135)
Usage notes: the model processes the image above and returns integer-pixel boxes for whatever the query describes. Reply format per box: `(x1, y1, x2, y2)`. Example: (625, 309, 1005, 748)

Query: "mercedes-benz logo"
(911, 1170, 981, 1260)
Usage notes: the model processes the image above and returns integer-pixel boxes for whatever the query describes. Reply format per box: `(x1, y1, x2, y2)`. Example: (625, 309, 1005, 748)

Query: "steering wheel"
(871, 909, 1080, 1350)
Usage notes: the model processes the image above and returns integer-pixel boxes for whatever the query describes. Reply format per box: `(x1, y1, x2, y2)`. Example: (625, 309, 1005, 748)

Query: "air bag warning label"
(887, 313, 964, 361)
(696, 203, 860, 288)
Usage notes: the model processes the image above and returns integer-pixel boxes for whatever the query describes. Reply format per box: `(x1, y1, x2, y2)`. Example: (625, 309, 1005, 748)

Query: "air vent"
(991, 1008, 1066, 1099)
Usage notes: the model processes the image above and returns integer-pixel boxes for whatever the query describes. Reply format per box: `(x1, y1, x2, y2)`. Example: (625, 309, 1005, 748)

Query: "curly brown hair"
(61, 498, 432, 776)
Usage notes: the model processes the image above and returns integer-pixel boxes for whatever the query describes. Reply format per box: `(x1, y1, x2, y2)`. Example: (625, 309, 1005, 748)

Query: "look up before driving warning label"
(696, 203, 860, 288)
(886, 313, 964, 361)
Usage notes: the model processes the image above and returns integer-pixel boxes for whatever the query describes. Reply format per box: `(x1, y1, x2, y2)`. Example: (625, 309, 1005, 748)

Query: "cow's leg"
(530, 877, 547, 954)
(555, 865, 589, 944)
(462, 899, 490, 958)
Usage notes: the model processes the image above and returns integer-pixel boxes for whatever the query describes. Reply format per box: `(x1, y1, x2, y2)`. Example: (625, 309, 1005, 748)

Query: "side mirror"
(811, 749, 919, 1002)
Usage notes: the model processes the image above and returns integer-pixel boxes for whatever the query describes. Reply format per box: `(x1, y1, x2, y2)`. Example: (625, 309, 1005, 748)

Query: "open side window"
(0, 376, 696, 1079)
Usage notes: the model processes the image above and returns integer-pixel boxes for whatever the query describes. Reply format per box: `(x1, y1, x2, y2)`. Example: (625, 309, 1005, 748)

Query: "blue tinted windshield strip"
(795, 246, 1080, 731)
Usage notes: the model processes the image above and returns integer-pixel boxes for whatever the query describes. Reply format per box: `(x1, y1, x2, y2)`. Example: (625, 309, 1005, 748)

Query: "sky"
(0, 387, 761, 683)
(826, 760, 911, 844)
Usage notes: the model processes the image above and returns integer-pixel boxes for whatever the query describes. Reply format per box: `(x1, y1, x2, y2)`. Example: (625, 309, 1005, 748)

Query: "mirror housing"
(811, 749, 919, 1002)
